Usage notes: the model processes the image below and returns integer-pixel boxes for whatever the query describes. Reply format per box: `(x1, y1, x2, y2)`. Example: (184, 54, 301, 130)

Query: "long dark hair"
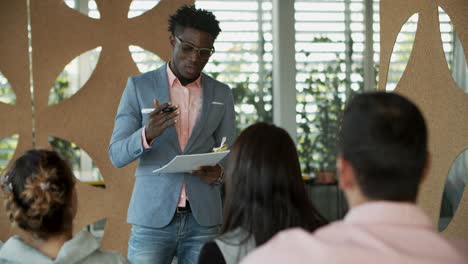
(221, 123, 327, 246)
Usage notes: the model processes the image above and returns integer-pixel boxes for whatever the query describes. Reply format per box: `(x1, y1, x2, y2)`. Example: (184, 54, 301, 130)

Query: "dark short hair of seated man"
(338, 92, 428, 202)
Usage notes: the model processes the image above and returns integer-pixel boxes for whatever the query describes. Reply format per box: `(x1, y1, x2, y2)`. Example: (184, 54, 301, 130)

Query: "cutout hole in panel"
(48, 136, 105, 187)
(49, 47, 101, 105)
(438, 6, 468, 93)
(129, 45, 165, 73)
(64, 0, 100, 19)
(128, 0, 160, 18)
(439, 149, 468, 231)
(0, 72, 16, 105)
(386, 13, 418, 91)
(0, 134, 19, 171)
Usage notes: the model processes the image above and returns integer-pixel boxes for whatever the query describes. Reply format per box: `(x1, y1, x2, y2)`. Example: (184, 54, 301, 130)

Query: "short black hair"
(338, 92, 428, 202)
(168, 5, 221, 39)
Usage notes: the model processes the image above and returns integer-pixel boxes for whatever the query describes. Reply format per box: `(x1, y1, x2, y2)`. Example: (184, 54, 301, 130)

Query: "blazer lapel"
(183, 74, 213, 154)
(152, 64, 181, 154)
(152, 65, 170, 103)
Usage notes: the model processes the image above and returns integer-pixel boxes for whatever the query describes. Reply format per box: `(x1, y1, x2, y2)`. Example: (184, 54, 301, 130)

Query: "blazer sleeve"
(108, 77, 145, 168)
(198, 241, 226, 264)
(214, 85, 237, 168)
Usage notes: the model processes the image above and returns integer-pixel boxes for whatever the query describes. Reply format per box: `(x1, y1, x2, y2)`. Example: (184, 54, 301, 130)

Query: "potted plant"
(298, 54, 347, 183)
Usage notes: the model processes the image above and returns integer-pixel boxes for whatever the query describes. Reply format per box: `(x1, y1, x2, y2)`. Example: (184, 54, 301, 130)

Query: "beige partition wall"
(379, 0, 468, 239)
(0, 0, 33, 241)
(0, 0, 193, 254)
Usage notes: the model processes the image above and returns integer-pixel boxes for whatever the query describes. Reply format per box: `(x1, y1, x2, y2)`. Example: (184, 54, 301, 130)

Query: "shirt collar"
(344, 201, 434, 229)
(166, 63, 201, 88)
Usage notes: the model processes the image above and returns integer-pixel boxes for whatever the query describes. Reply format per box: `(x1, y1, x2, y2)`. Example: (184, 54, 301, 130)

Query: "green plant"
(231, 74, 272, 119)
(298, 54, 347, 174)
(208, 60, 273, 133)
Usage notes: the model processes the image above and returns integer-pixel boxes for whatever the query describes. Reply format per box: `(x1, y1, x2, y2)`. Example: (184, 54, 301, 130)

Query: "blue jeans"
(128, 212, 219, 264)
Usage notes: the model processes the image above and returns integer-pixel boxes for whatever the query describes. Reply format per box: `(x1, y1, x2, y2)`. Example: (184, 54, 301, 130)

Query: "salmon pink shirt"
(242, 202, 468, 264)
(142, 63, 202, 207)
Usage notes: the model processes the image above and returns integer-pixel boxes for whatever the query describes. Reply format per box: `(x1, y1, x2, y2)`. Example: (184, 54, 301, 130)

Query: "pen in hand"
(144, 100, 179, 143)
(141, 105, 175, 114)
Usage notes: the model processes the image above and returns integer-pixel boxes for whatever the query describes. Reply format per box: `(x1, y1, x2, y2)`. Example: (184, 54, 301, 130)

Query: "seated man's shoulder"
(241, 228, 316, 264)
(448, 238, 468, 259)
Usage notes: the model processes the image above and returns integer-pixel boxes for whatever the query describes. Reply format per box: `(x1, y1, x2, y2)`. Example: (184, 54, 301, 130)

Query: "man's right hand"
(145, 99, 179, 143)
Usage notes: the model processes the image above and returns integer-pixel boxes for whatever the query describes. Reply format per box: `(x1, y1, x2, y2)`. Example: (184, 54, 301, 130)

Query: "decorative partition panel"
(0, 0, 193, 254)
(379, 0, 468, 239)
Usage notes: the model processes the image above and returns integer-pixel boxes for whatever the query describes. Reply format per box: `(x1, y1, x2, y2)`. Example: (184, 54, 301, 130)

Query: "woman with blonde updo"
(0, 149, 127, 263)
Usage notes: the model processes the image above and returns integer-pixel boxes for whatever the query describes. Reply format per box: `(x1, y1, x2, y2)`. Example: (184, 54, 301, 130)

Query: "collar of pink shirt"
(344, 201, 434, 229)
(166, 63, 201, 89)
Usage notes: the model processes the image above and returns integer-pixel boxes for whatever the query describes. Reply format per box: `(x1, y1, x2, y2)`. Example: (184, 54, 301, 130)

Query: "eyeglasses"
(175, 36, 215, 59)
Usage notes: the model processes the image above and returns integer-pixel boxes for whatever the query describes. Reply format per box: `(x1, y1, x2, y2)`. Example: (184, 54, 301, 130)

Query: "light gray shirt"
(0, 231, 127, 264)
(215, 228, 256, 264)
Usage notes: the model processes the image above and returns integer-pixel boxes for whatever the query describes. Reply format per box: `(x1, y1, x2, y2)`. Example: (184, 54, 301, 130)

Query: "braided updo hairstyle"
(1, 149, 75, 239)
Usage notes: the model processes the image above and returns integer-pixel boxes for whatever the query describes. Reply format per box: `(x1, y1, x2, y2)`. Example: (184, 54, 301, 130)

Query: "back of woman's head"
(222, 123, 326, 246)
(1, 149, 75, 239)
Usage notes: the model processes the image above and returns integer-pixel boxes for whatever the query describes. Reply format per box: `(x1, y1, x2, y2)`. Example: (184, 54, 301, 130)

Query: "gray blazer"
(109, 65, 236, 228)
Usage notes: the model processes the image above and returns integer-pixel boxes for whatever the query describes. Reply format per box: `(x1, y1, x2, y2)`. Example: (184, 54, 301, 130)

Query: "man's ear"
(420, 152, 431, 183)
(169, 35, 175, 47)
(337, 156, 356, 191)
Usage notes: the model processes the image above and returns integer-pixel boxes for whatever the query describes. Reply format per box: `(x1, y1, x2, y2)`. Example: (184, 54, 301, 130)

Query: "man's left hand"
(192, 164, 223, 184)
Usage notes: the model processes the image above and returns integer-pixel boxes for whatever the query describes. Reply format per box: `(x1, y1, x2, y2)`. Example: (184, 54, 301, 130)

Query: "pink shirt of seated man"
(142, 63, 202, 207)
(241, 202, 468, 264)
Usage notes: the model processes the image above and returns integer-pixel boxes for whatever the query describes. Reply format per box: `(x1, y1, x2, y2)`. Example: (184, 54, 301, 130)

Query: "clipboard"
(153, 151, 230, 173)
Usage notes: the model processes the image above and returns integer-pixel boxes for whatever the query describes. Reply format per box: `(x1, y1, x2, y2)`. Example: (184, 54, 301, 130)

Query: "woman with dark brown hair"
(198, 123, 327, 264)
(0, 149, 127, 263)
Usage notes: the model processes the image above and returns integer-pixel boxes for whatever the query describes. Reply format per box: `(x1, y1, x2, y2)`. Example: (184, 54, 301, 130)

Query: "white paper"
(153, 151, 230, 173)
